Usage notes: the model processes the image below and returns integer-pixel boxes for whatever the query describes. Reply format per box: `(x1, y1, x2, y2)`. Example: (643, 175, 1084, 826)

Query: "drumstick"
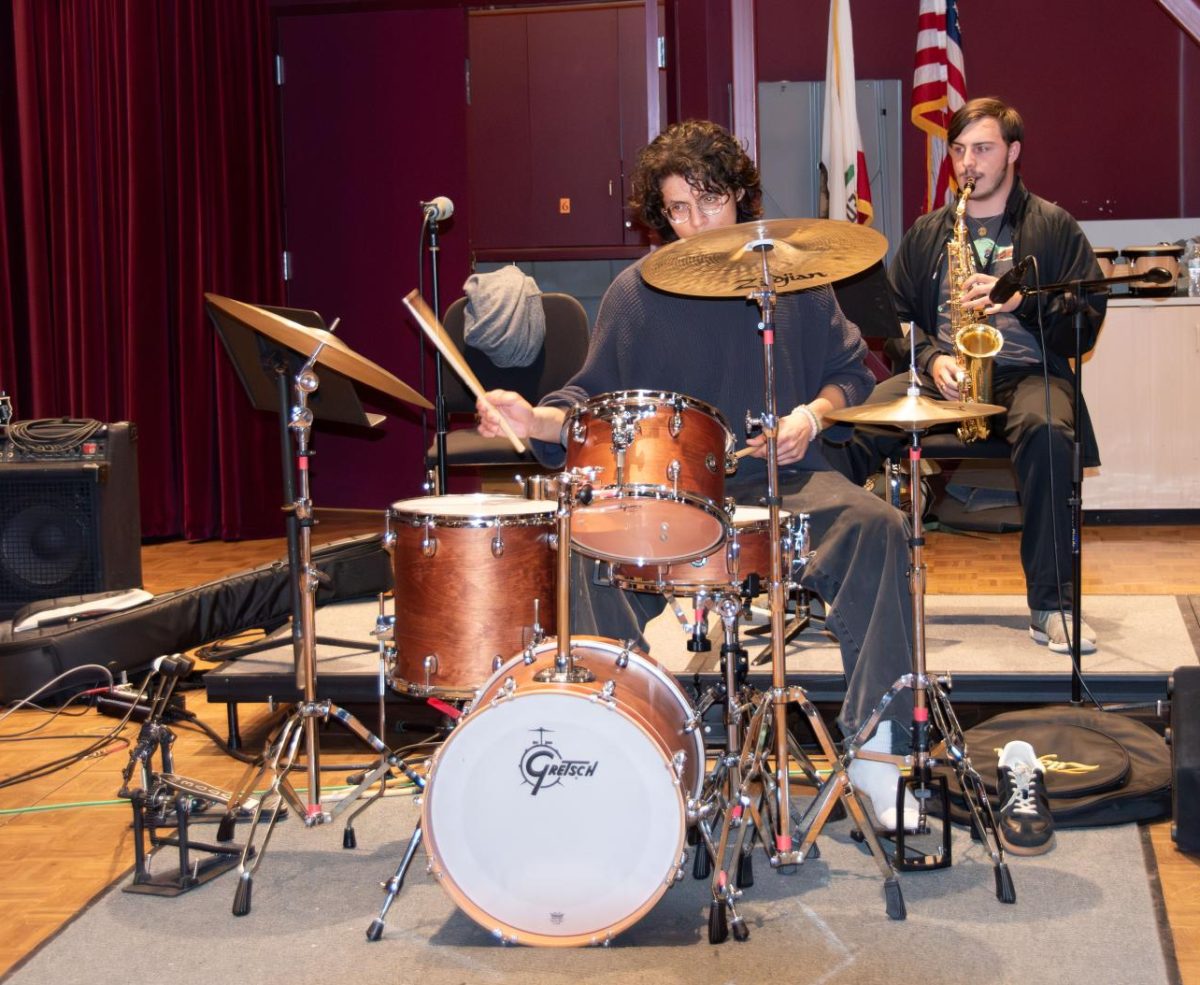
(402, 290, 527, 454)
(735, 446, 756, 459)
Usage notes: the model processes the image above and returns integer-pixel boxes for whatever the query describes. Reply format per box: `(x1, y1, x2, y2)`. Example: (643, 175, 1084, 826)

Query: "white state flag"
(820, 0, 873, 224)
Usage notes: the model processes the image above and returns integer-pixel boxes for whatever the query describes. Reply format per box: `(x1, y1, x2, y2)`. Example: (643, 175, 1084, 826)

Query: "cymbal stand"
(216, 352, 423, 916)
(364, 468, 591, 942)
(700, 241, 904, 943)
(845, 375, 1014, 901)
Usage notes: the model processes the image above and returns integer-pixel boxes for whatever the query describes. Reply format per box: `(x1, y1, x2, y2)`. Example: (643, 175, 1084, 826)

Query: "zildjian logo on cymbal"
(731, 270, 828, 291)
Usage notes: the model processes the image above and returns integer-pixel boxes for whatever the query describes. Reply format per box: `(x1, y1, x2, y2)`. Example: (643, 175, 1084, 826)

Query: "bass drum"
(421, 637, 703, 946)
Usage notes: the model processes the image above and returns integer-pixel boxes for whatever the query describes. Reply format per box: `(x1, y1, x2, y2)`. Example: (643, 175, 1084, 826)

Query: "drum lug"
(421, 518, 437, 558)
(669, 402, 683, 438)
(590, 680, 617, 707)
(491, 654, 505, 672)
(491, 519, 505, 558)
(666, 458, 681, 487)
(725, 535, 741, 578)
(423, 654, 439, 689)
(616, 642, 635, 669)
(671, 750, 687, 779)
(705, 452, 718, 474)
(490, 676, 518, 705)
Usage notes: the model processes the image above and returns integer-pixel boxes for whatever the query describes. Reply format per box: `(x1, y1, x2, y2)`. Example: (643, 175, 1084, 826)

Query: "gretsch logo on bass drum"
(519, 728, 599, 795)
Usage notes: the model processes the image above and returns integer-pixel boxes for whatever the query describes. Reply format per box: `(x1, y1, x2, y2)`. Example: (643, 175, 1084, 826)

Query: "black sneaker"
(995, 740, 1055, 856)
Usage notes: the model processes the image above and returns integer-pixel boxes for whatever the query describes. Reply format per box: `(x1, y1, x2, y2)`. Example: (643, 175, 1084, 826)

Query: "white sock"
(847, 721, 919, 832)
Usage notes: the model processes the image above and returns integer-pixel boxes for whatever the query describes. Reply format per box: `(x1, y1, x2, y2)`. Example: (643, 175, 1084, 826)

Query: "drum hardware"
(119, 655, 254, 896)
(644, 219, 906, 941)
(826, 374, 1015, 896)
(203, 338, 431, 917)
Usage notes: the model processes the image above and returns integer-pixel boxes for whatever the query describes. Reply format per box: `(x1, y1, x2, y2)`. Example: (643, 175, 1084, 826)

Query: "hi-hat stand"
(827, 357, 1015, 897)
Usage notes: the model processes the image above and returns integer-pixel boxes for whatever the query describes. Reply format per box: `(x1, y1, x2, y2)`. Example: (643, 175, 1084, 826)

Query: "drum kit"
(205, 214, 1016, 947)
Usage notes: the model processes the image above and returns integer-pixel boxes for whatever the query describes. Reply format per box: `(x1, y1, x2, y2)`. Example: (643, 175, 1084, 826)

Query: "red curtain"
(0, 0, 284, 540)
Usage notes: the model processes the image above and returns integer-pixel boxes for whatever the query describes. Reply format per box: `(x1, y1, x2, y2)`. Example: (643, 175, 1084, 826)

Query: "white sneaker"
(1030, 609, 1097, 654)
(847, 720, 919, 832)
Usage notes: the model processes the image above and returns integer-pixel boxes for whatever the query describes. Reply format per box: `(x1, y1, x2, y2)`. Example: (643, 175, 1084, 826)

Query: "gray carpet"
(8, 794, 1171, 985)
(646, 594, 1199, 677)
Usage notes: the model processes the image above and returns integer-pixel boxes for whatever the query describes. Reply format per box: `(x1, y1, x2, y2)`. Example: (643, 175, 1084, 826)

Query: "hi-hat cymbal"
(825, 393, 1006, 430)
(205, 293, 431, 410)
(640, 218, 888, 298)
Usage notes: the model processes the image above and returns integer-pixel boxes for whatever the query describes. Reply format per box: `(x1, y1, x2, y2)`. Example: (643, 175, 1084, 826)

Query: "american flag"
(911, 0, 966, 213)
(820, 0, 873, 225)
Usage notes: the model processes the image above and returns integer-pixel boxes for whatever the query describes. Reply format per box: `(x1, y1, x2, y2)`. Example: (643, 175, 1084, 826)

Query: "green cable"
(0, 779, 417, 817)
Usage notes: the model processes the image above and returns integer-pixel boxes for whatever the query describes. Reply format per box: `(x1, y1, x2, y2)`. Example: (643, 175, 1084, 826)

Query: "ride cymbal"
(205, 293, 431, 409)
(825, 393, 1006, 430)
(640, 218, 888, 298)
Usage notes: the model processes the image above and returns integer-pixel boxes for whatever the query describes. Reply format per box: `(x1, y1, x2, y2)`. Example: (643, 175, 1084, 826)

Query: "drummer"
(477, 119, 917, 832)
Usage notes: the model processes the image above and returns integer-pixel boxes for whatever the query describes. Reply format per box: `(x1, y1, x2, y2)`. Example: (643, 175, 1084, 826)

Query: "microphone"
(989, 256, 1033, 304)
(420, 196, 455, 221)
(1135, 266, 1174, 284)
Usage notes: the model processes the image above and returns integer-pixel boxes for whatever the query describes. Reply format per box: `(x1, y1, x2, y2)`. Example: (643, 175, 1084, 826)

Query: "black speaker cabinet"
(1170, 665, 1200, 854)
(0, 422, 142, 620)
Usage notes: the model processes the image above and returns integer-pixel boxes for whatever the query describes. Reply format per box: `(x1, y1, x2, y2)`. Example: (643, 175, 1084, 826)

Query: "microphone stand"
(1015, 265, 1172, 702)
(425, 212, 448, 494)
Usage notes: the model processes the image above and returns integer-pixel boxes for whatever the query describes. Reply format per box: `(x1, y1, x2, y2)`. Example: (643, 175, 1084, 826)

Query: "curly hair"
(629, 120, 763, 242)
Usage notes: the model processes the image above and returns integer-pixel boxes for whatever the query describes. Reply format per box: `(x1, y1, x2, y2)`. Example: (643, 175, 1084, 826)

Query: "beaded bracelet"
(792, 403, 822, 441)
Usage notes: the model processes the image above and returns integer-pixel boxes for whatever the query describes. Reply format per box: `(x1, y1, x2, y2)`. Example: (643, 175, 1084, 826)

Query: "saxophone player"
(837, 96, 1106, 656)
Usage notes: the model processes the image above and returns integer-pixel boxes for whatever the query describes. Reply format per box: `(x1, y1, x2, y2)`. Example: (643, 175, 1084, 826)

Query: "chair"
(424, 292, 590, 486)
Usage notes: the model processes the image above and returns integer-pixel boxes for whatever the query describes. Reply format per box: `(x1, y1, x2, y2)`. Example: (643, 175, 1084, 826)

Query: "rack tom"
(612, 505, 799, 596)
(564, 390, 733, 565)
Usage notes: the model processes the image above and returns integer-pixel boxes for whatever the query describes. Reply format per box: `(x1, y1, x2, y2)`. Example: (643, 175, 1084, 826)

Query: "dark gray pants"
(566, 469, 914, 738)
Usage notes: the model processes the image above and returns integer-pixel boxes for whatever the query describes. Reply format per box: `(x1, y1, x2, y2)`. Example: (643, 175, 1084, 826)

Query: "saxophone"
(947, 178, 1004, 442)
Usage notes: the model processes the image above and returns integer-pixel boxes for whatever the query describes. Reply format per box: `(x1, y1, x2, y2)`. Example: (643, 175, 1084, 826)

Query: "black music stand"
(1014, 265, 1172, 702)
(205, 300, 384, 661)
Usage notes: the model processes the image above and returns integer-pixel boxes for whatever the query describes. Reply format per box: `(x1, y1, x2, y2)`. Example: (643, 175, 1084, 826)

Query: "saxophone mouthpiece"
(963, 177, 977, 193)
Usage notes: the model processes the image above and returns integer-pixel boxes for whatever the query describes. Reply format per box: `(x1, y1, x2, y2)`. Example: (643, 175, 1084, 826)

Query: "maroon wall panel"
(276, 5, 471, 510)
(755, 0, 1199, 228)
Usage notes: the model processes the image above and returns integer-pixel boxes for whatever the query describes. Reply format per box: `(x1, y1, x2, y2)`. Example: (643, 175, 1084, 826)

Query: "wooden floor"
(1, 510, 1198, 981)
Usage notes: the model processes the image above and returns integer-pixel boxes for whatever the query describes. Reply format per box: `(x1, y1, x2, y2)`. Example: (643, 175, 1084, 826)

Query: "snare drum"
(421, 637, 702, 946)
(565, 390, 733, 566)
(611, 505, 793, 596)
(387, 495, 557, 698)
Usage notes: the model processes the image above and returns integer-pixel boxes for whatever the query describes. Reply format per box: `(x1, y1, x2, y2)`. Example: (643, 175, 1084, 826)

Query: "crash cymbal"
(640, 217, 888, 298)
(205, 293, 431, 409)
(825, 393, 1006, 430)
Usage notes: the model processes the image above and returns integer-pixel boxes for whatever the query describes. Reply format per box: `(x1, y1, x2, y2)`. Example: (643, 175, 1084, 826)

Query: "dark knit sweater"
(533, 257, 876, 481)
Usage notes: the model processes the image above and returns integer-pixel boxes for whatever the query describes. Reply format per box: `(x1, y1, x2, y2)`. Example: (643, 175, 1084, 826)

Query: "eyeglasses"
(662, 191, 730, 224)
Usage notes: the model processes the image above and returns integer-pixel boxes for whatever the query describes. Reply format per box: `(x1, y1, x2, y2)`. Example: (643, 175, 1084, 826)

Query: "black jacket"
(888, 175, 1106, 466)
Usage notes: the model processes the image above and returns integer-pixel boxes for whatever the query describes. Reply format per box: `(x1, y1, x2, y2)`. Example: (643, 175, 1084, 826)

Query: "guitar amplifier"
(0, 421, 142, 621)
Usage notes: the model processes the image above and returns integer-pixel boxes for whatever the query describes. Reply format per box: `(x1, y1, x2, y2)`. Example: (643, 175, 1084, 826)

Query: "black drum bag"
(0, 534, 391, 702)
(935, 706, 1172, 828)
